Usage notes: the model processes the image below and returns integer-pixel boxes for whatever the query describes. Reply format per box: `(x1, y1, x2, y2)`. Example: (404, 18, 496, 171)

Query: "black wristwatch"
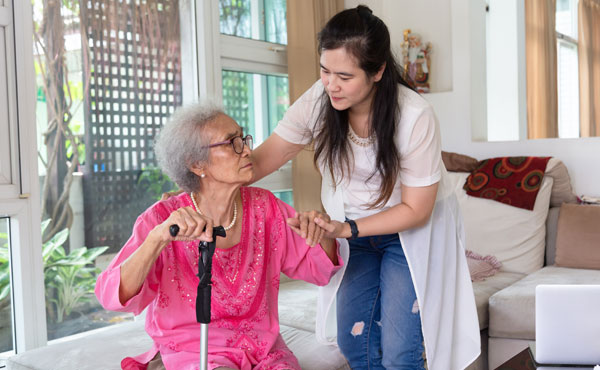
(345, 219, 359, 240)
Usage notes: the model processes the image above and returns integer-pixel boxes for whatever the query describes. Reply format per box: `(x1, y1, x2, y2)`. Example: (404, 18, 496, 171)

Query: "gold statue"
(401, 29, 432, 93)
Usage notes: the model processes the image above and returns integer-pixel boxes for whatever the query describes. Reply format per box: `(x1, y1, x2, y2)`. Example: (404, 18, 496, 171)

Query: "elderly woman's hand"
(152, 206, 215, 245)
(286, 210, 344, 247)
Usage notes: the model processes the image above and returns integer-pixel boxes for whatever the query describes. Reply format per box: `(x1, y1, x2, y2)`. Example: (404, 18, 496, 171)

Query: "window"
(217, 0, 292, 204)
(221, 71, 289, 144)
(556, 0, 580, 138)
(31, 0, 193, 342)
(219, 0, 287, 44)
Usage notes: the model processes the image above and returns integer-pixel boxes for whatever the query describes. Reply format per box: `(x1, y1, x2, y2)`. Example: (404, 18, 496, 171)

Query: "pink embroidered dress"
(95, 187, 342, 370)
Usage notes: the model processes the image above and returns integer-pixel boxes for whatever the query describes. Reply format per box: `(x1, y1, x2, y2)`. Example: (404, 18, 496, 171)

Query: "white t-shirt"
(273, 80, 442, 219)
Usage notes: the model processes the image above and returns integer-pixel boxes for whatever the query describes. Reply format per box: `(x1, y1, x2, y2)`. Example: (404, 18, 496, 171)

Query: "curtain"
(578, 0, 600, 137)
(525, 0, 559, 139)
(286, 0, 343, 211)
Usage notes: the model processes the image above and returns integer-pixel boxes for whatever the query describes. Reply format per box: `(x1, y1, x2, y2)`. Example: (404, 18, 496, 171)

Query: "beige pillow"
(555, 203, 600, 269)
(448, 172, 553, 274)
(545, 158, 578, 207)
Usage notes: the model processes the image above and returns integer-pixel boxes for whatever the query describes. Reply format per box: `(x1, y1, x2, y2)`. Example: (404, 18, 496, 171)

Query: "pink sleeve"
(272, 198, 343, 286)
(95, 208, 163, 315)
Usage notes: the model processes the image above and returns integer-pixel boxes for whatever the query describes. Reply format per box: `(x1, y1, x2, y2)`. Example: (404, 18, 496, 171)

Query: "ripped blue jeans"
(336, 233, 425, 370)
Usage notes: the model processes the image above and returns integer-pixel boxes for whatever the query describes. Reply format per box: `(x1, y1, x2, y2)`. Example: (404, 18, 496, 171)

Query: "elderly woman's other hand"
(286, 210, 343, 246)
(152, 206, 215, 245)
(287, 210, 340, 265)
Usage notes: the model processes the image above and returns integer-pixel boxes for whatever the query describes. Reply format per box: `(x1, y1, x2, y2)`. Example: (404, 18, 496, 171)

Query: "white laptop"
(534, 284, 600, 367)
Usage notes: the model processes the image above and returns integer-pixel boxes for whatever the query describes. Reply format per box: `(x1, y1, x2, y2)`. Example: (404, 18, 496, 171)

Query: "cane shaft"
(200, 323, 209, 370)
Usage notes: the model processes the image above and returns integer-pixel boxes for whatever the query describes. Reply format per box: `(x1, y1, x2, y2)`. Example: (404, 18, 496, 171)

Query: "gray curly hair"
(154, 102, 224, 193)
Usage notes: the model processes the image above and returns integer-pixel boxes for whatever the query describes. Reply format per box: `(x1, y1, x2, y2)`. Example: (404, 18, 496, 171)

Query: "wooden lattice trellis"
(81, 0, 182, 253)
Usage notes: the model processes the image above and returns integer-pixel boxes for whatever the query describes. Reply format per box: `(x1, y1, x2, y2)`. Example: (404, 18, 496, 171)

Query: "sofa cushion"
(278, 279, 319, 332)
(472, 271, 524, 330)
(555, 204, 600, 270)
(448, 172, 553, 274)
(7, 280, 344, 370)
(7, 317, 348, 370)
(7, 320, 152, 370)
(280, 325, 349, 370)
(488, 266, 600, 340)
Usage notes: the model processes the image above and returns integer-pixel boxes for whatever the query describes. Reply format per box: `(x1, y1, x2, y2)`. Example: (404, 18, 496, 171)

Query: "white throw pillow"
(447, 172, 553, 275)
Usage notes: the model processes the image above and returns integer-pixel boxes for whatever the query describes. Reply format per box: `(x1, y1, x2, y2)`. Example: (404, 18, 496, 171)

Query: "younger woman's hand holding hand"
(286, 210, 341, 265)
(286, 210, 344, 246)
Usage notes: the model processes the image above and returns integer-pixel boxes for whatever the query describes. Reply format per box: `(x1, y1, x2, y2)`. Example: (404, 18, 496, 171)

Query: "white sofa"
(9, 155, 597, 370)
(447, 155, 600, 370)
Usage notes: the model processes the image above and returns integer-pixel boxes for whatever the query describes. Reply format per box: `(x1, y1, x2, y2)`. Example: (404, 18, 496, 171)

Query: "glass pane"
(221, 70, 291, 201)
(556, 0, 578, 39)
(221, 70, 289, 144)
(219, 0, 251, 38)
(557, 41, 580, 139)
(32, 0, 186, 341)
(264, 0, 287, 44)
(266, 74, 289, 134)
(273, 191, 293, 207)
(0, 217, 14, 362)
(222, 70, 256, 139)
(219, 0, 287, 44)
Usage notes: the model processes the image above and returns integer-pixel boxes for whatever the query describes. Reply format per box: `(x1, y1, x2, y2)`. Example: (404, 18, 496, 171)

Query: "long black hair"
(314, 5, 415, 208)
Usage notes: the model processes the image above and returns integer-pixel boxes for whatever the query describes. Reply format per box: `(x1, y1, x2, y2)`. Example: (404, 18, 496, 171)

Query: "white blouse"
(274, 80, 480, 370)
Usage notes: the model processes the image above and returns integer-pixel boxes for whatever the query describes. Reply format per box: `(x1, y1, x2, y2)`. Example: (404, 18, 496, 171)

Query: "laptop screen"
(535, 285, 600, 366)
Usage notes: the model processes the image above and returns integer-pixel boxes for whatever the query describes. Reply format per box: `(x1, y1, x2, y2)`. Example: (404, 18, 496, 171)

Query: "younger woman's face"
(319, 47, 383, 114)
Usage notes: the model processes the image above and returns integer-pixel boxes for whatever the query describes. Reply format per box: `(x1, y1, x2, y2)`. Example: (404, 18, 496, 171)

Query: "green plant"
(0, 220, 107, 321)
(137, 167, 177, 201)
(41, 219, 108, 323)
(0, 231, 9, 310)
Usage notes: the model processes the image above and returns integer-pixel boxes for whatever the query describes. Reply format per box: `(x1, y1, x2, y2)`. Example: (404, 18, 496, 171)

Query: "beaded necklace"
(190, 192, 237, 231)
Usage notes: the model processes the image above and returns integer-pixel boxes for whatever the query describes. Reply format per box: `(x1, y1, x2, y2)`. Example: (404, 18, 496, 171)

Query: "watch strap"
(345, 219, 359, 240)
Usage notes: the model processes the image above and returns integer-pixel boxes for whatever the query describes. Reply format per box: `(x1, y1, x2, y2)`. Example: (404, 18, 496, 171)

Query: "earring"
(200, 173, 205, 178)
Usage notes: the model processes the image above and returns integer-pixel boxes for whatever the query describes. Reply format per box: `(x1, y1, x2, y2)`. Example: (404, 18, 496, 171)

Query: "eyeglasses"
(207, 134, 253, 154)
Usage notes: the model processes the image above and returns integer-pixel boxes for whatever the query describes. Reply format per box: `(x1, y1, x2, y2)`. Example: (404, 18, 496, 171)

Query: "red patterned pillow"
(463, 156, 551, 210)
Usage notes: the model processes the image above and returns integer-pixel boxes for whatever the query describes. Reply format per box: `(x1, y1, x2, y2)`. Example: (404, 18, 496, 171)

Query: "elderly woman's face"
(201, 114, 254, 186)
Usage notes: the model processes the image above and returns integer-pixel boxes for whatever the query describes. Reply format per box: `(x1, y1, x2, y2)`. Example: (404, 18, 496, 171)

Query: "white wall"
(345, 0, 453, 92)
(347, 0, 600, 196)
(486, 0, 527, 141)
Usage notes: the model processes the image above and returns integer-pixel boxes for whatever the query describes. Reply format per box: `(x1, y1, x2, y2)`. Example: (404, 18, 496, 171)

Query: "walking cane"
(169, 224, 227, 370)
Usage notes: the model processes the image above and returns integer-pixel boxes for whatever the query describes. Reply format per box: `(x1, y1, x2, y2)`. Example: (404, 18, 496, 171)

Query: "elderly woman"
(95, 103, 342, 370)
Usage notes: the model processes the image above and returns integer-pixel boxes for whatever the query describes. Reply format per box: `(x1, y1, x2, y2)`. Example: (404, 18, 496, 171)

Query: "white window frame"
(1, 0, 47, 358)
(196, 0, 292, 194)
(2, 0, 202, 356)
(0, 1, 20, 198)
